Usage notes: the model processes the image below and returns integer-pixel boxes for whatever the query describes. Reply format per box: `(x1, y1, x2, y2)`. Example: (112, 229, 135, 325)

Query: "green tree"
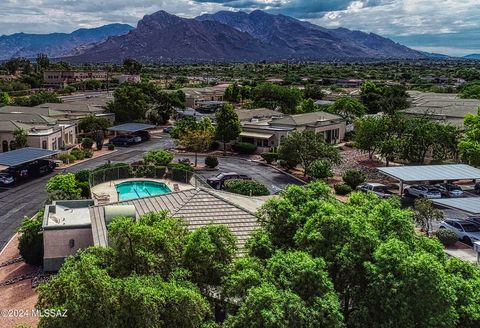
(215, 103, 241, 153)
(300, 98, 317, 113)
(278, 131, 340, 176)
(251, 83, 303, 114)
(353, 115, 387, 159)
(123, 58, 143, 75)
(45, 173, 81, 200)
(107, 83, 151, 123)
(224, 83, 241, 102)
(17, 210, 44, 266)
(413, 198, 444, 235)
(179, 129, 213, 166)
(328, 96, 365, 124)
(307, 159, 333, 180)
(360, 81, 384, 114)
(183, 225, 237, 287)
(108, 213, 189, 278)
(303, 84, 325, 100)
(13, 128, 28, 149)
(459, 109, 480, 166)
(143, 150, 173, 166)
(36, 53, 50, 70)
(0, 92, 11, 106)
(78, 116, 110, 134)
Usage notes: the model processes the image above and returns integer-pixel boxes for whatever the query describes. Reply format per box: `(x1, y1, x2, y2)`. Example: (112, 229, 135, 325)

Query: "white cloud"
(0, 0, 477, 55)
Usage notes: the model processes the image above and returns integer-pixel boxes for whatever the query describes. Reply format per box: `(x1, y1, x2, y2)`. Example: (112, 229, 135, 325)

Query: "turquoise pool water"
(116, 181, 172, 201)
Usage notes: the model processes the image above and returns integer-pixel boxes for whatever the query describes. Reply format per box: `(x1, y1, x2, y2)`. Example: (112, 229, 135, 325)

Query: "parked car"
(207, 172, 252, 190)
(6, 165, 28, 180)
(134, 130, 151, 141)
(434, 183, 464, 198)
(0, 172, 15, 186)
(357, 183, 395, 198)
(439, 219, 480, 246)
(403, 185, 442, 199)
(467, 216, 480, 226)
(28, 159, 56, 177)
(110, 135, 138, 146)
(475, 182, 480, 194)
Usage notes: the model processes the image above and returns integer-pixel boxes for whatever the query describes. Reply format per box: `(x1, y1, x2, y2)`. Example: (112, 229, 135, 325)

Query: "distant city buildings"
(43, 70, 108, 87)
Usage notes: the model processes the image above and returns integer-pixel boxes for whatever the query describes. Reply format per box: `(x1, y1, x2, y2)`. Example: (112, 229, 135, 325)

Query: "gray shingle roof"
(433, 198, 480, 215)
(90, 188, 260, 249)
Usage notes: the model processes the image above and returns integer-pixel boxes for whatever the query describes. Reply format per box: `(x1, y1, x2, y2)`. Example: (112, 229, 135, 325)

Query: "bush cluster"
(233, 142, 257, 155)
(342, 169, 367, 189)
(205, 155, 219, 168)
(334, 183, 353, 195)
(435, 229, 458, 247)
(168, 163, 194, 182)
(224, 179, 270, 196)
(261, 152, 278, 164)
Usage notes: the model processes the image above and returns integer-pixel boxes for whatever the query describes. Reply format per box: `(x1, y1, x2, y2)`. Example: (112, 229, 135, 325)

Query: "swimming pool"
(116, 181, 172, 201)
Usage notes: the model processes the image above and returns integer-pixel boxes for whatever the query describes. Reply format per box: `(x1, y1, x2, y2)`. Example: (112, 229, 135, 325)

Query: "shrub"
(435, 229, 458, 247)
(75, 170, 91, 183)
(342, 169, 366, 189)
(307, 160, 332, 180)
(81, 137, 94, 150)
(58, 153, 76, 164)
(168, 163, 194, 182)
(17, 211, 44, 266)
(224, 179, 270, 196)
(205, 156, 219, 168)
(107, 143, 115, 151)
(46, 173, 81, 199)
(233, 142, 257, 155)
(71, 148, 86, 160)
(77, 181, 91, 198)
(261, 152, 278, 164)
(83, 149, 93, 158)
(144, 150, 174, 166)
(135, 165, 167, 179)
(334, 183, 353, 196)
(210, 140, 220, 151)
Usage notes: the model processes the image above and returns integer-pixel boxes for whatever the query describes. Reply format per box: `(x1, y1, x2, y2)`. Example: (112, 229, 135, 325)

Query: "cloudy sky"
(0, 0, 478, 56)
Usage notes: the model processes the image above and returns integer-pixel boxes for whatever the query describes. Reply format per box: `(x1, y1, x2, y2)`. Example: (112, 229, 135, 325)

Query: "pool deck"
(91, 178, 195, 204)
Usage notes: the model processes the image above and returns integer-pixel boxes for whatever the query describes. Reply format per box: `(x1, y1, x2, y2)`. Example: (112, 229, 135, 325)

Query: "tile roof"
(89, 188, 261, 249)
(235, 108, 282, 121)
(0, 105, 65, 117)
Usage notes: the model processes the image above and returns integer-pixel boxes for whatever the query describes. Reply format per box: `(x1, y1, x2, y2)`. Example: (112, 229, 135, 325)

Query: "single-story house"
(0, 112, 76, 153)
(238, 111, 346, 149)
(42, 188, 266, 271)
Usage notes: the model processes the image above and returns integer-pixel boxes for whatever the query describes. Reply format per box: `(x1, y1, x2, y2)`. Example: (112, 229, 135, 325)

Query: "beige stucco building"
(43, 70, 108, 87)
(238, 111, 346, 149)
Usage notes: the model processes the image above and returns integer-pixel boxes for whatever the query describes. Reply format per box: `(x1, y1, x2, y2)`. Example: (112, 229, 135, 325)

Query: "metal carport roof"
(378, 164, 480, 182)
(433, 198, 480, 216)
(107, 123, 156, 133)
(0, 148, 59, 168)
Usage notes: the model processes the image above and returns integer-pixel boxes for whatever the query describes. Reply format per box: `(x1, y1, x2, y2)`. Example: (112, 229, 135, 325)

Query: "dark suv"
(207, 172, 252, 190)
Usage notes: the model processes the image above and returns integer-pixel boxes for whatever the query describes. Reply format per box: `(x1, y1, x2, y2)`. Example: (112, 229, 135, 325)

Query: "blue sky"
(0, 0, 477, 56)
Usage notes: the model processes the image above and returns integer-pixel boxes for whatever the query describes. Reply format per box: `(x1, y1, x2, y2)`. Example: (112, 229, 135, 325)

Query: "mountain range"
(0, 24, 133, 60)
(1, 10, 427, 63)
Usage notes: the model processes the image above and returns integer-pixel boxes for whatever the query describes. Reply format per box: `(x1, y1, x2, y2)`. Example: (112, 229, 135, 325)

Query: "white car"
(439, 219, 480, 246)
(357, 183, 395, 198)
(404, 185, 441, 199)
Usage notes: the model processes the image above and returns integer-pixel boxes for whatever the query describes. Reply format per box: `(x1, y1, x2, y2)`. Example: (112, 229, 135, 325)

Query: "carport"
(0, 147, 59, 169)
(377, 164, 480, 197)
(432, 198, 480, 216)
(107, 123, 156, 135)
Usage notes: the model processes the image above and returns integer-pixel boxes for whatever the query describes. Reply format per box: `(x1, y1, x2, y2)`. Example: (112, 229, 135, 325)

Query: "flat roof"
(378, 164, 480, 182)
(107, 123, 156, 133)
(433, 198, 480, 215)
(0, 148, 59, 167)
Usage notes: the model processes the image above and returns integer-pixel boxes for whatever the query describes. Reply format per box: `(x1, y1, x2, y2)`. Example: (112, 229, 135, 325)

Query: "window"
(2, 140, 7, 152)
(42, 140, 47, 149)
(9, 140, 16, 151)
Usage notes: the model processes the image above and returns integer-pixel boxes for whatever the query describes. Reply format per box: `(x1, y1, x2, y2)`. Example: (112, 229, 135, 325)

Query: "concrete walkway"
(444, 244, 479, 265)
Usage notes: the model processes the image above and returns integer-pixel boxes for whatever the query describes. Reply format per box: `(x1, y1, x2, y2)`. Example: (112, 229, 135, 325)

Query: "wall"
(43, 227, 93, 271)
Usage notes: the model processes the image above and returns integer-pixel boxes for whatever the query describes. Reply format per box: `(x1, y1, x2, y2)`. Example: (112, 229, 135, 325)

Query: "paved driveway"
(0, 135, 302, 250)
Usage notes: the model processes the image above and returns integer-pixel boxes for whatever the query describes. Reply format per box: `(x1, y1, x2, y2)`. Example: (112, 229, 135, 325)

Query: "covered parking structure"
(0, 147, 60, 169)
(377, 164, 480, 197)
(107, 123, 156, 135)
(432, 198, 480, 216)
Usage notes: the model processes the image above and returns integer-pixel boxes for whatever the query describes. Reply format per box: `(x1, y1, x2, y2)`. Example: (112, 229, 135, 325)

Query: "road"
(0, 135, 302, 250)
